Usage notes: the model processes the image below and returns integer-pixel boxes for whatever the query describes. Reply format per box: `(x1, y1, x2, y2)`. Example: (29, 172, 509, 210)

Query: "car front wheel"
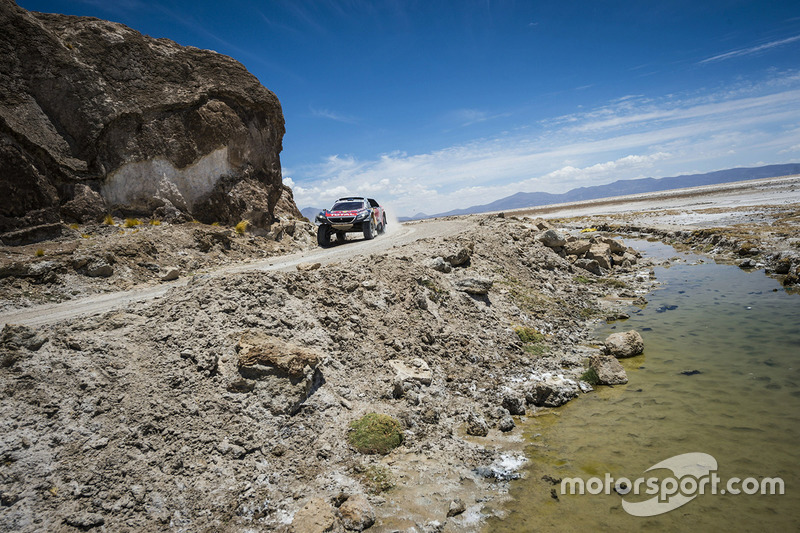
(317, 224, 333, 247)
(363, 220, 375, 240)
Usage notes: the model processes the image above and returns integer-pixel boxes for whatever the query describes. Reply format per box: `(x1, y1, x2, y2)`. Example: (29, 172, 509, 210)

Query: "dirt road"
(0, 218, 466, 328)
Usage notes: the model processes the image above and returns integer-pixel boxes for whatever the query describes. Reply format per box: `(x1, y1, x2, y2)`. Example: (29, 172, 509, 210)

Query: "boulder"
(466, 411, 489, 436)
(538, 229, 567, 248)
(455, 277, 493, 295)
(588, 355, 628, 385)
(426, 257, 452, 273)
(1, 324, 47, 352)
(160, 267, 180, 282)
(601, 237, 627, 254)
(444, 247, 471, 267)
(564, 239, 591, 256)
(60, 184, 105, 223)
(338, 494, 375, 531)
(85, 260, 113, 278)
(603, 330, 644, 358)
(291, 498, 338, 533)
(501, 392, 526, 416)
(586, 243, 612, 270)
(574, 258, 603, 275)
(237, 332, 321, 379)
(0, 2, 295, 231)
(525, 373, 580, 407)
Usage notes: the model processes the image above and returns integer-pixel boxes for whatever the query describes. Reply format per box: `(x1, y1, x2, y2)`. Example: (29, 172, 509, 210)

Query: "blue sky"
(19, 1, 800, 216)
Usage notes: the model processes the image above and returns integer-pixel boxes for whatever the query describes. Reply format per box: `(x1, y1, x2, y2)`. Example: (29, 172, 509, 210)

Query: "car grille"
(329, 217, 354, 223)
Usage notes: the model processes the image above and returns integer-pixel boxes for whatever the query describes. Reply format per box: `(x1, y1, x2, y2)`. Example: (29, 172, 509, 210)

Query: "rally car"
(315, 197, 387, 247)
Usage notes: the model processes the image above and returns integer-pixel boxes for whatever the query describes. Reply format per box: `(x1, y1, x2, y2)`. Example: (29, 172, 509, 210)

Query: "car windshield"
(331, 201, 363, 211)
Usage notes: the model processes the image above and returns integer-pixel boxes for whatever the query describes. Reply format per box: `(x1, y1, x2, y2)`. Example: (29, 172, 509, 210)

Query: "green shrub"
(348, 413, 403, 455)
(235, 220, 249, 235)
(580, 367, 600, 385)
(514, 326, 545, 344)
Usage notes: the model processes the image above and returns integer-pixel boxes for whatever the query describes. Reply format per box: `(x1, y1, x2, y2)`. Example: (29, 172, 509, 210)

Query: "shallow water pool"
(488, 240, 800, 532)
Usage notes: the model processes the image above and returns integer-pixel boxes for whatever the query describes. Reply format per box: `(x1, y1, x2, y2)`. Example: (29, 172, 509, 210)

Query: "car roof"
(334, 197, 366, 202)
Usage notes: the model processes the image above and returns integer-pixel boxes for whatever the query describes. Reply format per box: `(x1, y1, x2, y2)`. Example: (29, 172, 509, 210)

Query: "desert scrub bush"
(81, 233, 91, 239)
(574, 275, 595, 284)
(580, 367, 600, 385)
(514, 326, 545, 344)
(359, 465, 395, 494)
(348, 413, 403, 455)
(34, 248, 44, 257)
(600, 278, 628, 289)
(103, 214, 114, 225)
(124, 218, 141, 228)
(211, 221, 221, 226)
(149, 219, 161, 226)
(68, 223, 79, 230)
(235, 220, 249, 235)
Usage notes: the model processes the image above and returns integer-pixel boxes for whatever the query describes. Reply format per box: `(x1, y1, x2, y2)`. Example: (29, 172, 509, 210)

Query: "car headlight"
(354, 210, 369, 221)
(315, 212, 327, 223)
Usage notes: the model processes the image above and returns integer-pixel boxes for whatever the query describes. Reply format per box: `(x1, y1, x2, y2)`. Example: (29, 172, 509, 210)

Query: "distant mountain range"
(396, 163, 800, 221)
(296, 164, 800, 223)
(300, 207, 322, 221)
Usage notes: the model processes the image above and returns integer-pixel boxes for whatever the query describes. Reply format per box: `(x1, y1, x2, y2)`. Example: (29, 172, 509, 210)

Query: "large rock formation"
(0, 0, 297, 233)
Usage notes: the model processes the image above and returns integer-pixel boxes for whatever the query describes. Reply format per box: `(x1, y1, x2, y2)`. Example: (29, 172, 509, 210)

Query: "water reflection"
(488, 240, 800, 532)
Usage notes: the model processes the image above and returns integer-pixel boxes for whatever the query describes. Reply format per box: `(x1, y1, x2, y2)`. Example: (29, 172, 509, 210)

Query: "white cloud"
(700, 34, 800, 64)
(310, 107, 358, 123)
(288, 71, 800, 216)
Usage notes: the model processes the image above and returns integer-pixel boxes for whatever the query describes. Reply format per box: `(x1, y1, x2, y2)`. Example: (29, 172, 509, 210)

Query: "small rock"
(466, 411, 489, 436)
(502, 393, 526, 416)
(86, 260, 113, 278)
(0, 492, 19, 506)
(444, 247, 471, 267)
(588, 355, 628, 385)
(604, 330, 644, 358)
(538, 229, 567, 248)
(338, 494, 375, 531)
(297, 262, 321, 272)
(427, 257, 451, 273)
(498, 415, 515, 432)
(455, 277, 493, 295)
(388, 358, 432, 386)
(160, 267, 180, 281)
(64, 513, 105, 529)
(447, 498, 466, 517)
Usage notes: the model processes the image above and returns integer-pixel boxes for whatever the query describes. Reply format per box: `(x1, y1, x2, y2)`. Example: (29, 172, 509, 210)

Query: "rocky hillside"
(0, 214, 656, 532)
(0, 0, 299, 234)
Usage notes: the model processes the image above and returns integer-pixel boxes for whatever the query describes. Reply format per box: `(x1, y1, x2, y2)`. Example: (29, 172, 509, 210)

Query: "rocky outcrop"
(0, 0, 294, 232)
